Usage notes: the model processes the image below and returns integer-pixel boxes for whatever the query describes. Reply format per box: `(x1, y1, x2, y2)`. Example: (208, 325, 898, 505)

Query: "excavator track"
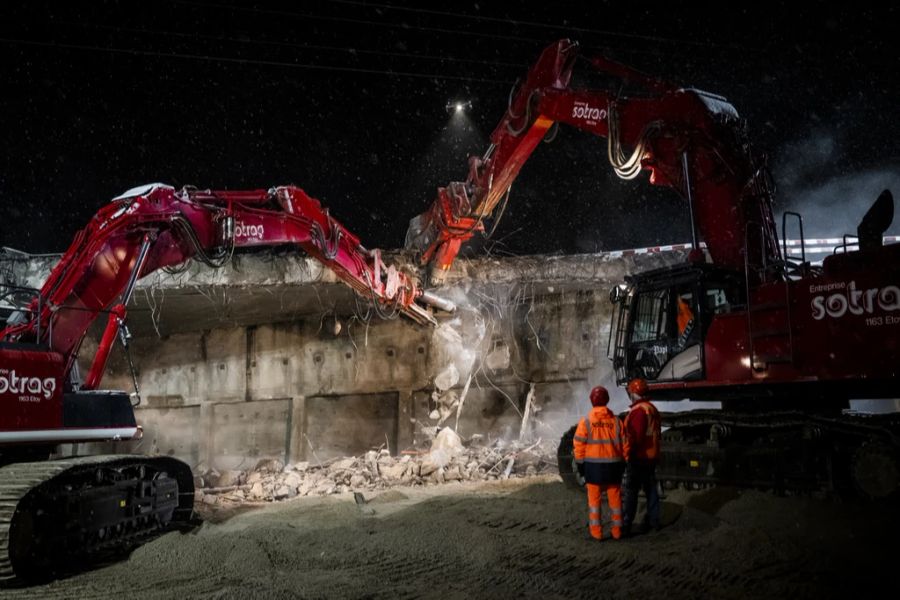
(556, 425, 585, 490)
(556, 410, 900, 499)
(656, 410, 900, 498)
(0, 455, 194, 583)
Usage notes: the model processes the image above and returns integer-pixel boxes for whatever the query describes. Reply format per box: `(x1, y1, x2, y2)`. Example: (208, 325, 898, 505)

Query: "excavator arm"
(406, 39, 781, 284)
(2, 183, 446, 391)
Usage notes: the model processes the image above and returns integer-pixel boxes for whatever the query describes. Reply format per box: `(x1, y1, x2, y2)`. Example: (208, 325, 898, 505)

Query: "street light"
(446, 100, 472, 114)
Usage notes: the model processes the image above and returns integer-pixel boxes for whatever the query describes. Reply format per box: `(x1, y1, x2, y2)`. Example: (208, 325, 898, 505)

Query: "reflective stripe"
(574, 458, 584, 464)
(614, 419, 620, 442)
(610, 509, 622, 516)
(583, 457, 625, 464)
(589, 519, 601, 526)
(589, 507, 600, 514)
(585, 414, 592, 438)
(574, 435, 588, 442)
(611, 519, 622, 526)
(585, 438, 616, 445)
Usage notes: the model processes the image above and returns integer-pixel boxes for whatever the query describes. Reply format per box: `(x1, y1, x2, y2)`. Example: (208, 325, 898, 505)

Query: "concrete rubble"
(194, 427, 557, 505)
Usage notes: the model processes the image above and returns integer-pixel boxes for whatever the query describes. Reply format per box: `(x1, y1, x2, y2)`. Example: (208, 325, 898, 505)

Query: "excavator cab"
(609, 262, 744, 388)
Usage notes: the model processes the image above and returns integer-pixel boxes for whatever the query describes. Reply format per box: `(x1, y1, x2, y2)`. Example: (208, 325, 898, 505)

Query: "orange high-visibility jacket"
(677, 296, 694, 335)
(676, 296, 696, 348)
(573, 406, 625, 485)
(623, 399, 662, 464)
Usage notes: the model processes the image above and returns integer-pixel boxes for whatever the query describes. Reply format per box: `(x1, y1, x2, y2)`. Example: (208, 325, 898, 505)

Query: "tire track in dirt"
(451, 500, 797, 599)
(0, 476, 894, 599)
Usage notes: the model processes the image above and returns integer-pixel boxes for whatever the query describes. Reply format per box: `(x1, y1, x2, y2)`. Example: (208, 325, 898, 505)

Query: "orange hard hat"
(627, 378, 649, 399)
(589, 386, 610, 406)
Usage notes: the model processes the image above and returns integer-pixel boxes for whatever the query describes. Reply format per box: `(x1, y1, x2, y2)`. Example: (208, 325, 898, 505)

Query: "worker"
(676, 294, 695, 348)
(622, 377, 662, 536)
(573, 385, 626, 541)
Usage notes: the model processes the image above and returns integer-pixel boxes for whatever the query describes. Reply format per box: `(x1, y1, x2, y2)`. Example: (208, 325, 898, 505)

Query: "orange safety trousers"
(586, 483, 622, 540)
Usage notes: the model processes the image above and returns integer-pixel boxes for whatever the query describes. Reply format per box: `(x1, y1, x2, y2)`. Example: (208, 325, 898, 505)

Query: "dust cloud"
(775, 130, 899, 239)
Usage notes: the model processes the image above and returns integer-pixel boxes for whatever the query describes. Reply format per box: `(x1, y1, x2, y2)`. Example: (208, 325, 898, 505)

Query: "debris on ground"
(194, 430, 557, 504)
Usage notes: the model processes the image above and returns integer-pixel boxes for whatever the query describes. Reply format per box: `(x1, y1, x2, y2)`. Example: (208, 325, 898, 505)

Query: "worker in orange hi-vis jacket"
(572, 385, 626, 540)
(676, 294, 696, 348)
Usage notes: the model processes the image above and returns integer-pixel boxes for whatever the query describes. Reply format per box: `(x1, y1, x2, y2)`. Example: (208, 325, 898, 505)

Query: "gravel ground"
(2, 475, 898, 599)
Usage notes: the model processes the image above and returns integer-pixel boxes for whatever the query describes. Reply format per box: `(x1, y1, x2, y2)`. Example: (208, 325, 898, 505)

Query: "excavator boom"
(3, 183, 439, 393)
(406, 39, 781, 283)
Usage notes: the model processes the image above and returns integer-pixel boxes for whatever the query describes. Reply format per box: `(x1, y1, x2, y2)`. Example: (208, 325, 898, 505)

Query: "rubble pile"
(195, 429, 558, 505)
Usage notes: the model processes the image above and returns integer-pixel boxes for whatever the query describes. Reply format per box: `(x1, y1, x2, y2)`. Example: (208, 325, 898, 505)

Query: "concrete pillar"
(288, 396, 307, 464)
(200, 403, 216, 467)
(396, 389, 415, 452)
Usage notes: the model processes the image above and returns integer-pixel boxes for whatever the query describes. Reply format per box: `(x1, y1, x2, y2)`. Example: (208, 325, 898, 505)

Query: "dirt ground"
(3, 475, 899, 599)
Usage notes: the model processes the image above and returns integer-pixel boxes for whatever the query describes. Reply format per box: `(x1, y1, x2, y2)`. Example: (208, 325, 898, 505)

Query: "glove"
(577, 462, 586, 477)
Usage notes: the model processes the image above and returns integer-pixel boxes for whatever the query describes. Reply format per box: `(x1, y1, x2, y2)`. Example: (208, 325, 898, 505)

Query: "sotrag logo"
(810, 281, 900, 320)
(571, 101, 607, 123)
(0, 370, 57, 400)
(234, 220, 265, 240)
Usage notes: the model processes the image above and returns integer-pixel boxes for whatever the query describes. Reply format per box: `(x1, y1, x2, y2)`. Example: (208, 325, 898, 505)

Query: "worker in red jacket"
(622, 377, 662, 535)
(573, 385, 626, 540)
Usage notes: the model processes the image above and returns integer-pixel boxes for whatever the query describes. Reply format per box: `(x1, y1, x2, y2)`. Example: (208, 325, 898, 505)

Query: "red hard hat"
(589, 386, 610, 406)
(627, 378, 649, 399)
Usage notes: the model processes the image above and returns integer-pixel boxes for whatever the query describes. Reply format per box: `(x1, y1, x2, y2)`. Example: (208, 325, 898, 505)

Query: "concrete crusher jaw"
(0, 455, 194, 583)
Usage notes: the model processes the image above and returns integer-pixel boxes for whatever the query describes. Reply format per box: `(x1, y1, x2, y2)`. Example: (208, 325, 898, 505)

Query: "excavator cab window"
(631, 288, 669, 344)
(703, 283, 743, 316)
(705, 287, 729, 314)
(622, 278, 705, 382)
(614, 269, 744, 384)
(626, 288, 673, 380)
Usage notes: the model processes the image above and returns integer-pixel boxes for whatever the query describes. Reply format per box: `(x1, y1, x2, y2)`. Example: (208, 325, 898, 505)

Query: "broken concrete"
(197, 431, 558, 505)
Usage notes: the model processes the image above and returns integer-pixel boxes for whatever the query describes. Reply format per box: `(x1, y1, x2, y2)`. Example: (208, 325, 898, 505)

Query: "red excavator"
(0, 183, 450, 581)
(406, 39, 900, 498)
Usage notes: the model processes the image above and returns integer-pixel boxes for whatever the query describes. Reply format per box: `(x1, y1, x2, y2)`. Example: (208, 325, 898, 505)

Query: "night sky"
(2, 2, 898, 258)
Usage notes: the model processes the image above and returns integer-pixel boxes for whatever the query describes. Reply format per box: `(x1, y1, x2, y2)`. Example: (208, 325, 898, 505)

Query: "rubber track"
(0, 459, 77, 581)
(556, 425, 583, 490)
(0, 455, 193, 583)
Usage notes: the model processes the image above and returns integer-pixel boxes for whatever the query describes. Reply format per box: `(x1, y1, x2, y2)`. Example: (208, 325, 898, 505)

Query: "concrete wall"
(3, 248, 684, 469)
(98, 285, 621, 470)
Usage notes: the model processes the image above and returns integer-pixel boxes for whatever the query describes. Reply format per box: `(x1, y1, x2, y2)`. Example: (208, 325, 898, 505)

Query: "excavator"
(405, 39, 900, 498)
(0, 183, 451, 581)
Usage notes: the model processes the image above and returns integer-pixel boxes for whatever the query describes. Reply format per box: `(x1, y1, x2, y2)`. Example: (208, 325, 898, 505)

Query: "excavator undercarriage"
(558, 410, 900, 499)
(0, 454, 194, 583)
